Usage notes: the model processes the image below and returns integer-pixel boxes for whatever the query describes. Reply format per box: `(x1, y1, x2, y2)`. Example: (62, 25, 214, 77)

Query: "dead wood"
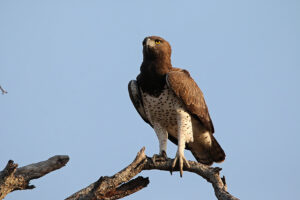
(0, 155, 69, 200)
(66, 148, 238, 200)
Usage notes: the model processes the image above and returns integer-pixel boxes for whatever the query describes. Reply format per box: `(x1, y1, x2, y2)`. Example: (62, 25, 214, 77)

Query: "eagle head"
(142, 36, 172, 60)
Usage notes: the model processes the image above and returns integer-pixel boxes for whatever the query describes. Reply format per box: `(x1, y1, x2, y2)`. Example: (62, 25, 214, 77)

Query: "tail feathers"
(210, 135, 226, 163)
(188, 134, 226, 166)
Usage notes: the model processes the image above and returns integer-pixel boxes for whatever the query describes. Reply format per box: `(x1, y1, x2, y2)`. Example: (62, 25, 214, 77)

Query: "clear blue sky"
(1, 1, 299, 199)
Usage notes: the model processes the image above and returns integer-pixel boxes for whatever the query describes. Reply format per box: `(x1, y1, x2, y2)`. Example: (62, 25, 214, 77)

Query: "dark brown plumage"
(137, 36, 172, 97)
(129, 36, 225, 175)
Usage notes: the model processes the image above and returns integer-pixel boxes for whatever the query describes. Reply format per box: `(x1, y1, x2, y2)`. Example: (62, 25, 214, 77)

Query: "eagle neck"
(138, 58, 172, 97)
(142, 54, 172, 75)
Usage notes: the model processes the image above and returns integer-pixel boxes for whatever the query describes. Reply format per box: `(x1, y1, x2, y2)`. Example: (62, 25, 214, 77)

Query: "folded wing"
(166, 69, 214, 133)
(128, 80, 152, 127)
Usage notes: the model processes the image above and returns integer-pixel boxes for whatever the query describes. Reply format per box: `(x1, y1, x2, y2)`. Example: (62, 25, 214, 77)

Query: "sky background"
(0, 0, 299, 199)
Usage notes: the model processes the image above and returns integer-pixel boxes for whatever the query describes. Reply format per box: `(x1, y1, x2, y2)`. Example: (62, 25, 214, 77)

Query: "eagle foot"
(171, 152, 190, 177)
(152, 151, 167, 163)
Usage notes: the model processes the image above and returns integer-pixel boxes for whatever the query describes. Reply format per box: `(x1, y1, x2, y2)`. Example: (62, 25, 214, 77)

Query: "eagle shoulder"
(166, 69, 214, 133)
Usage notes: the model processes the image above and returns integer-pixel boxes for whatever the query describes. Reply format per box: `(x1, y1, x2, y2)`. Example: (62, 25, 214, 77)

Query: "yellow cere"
(155, 40, 161, 44)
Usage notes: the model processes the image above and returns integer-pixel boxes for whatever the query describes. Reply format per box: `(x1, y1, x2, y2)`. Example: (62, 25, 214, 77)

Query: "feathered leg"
(152, 123, 168, 162)
(172, 108, 193, 177)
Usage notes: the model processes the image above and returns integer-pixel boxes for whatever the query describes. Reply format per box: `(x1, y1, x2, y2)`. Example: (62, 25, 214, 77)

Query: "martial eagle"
(128, 36, 225, 176)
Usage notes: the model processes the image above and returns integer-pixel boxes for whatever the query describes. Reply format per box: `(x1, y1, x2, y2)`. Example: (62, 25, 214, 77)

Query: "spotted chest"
(141, 86, 194, 143)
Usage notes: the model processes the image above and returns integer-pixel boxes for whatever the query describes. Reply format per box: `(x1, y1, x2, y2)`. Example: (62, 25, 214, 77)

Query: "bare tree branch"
(66, 148, 238, 200)
(0, 155, 69, 200)
(143, 153, 238, 200)
(108, 176, 149, 200)
(0, 86, 7, 95)
(0, 149, 237, 199)
(66, 147, 149, 200)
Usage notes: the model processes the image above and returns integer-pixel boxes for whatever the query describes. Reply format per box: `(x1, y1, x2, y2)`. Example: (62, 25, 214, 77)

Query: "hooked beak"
(145, 38, 155, 47)
(143, 37, 155, 54)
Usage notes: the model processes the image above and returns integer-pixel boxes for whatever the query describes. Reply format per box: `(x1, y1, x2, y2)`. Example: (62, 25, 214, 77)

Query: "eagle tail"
(187, 133, 225, 165)
(210, 135, 226, 163)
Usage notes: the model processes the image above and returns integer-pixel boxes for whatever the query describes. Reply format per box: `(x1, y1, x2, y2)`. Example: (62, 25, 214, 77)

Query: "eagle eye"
(155, 40, 161, 44)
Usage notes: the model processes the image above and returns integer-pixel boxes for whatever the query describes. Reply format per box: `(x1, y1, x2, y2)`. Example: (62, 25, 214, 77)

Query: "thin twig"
(0, 85, 7, 95)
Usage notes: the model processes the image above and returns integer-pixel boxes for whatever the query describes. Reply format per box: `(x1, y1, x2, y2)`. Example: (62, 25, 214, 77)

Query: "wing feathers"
(166, 70, 214, 133)
(128, 80, 152, 127)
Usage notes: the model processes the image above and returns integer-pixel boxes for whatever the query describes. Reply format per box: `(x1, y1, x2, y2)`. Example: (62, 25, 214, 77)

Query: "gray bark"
(0, 149, 238, 199)
(66, 147, 238, 200)
(0, 155, 69, 200)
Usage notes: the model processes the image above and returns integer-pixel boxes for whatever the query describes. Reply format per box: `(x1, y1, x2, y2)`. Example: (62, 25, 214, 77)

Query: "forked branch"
(0, 155, 69, 200)
(66, 147, 238, 200)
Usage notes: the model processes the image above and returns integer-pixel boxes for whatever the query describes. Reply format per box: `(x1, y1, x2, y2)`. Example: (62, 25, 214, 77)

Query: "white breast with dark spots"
(142, 87, 194, 143)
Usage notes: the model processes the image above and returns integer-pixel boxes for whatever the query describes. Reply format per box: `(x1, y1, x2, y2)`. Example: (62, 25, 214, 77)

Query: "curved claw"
(152, 154, 159, 163)
(171, 153, 190, 177)
(152, 151, 167, 163)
